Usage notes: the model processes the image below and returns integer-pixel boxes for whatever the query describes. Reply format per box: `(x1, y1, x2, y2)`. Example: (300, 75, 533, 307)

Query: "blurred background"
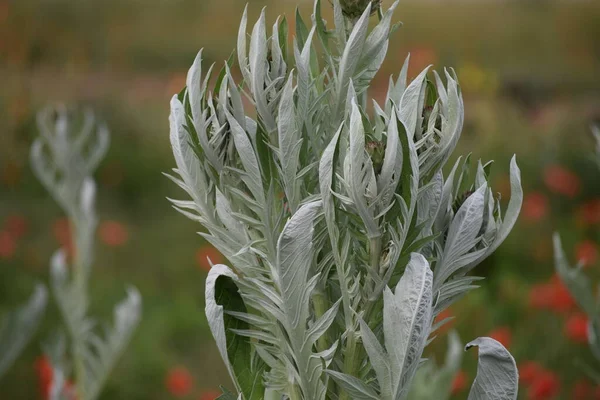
(1, 0, 599, 398)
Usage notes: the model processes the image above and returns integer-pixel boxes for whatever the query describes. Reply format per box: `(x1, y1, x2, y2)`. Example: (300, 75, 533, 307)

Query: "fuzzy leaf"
(466, 337, 518, 400)
(0, 284, 47, 378)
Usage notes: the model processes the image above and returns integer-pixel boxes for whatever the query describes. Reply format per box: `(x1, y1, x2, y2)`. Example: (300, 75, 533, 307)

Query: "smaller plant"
(31, 105, 141, 400)
(0, 284, 47, 378)
(554, 125, 600, 383)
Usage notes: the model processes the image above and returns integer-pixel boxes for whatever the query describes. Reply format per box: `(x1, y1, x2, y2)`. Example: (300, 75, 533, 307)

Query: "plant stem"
(312, 290, 329, 352)
(288, 383, 303, 400)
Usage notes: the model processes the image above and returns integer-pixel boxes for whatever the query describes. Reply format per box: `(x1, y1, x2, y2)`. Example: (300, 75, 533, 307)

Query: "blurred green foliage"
(1, 0, 599, 399)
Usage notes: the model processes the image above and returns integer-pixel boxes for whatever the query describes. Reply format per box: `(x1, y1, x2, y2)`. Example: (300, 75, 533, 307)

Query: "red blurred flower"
(407, 46, 438, 78)
(528, 283, 554, 310)
(572, 379, 593, 400)
(451, 370, 468, 395)
(35, 356, 53, 399)
(198, 390, 222, 400)
(576, 240, 598, 267)
(196, 245, 225, 272)
(488, 326, 512, 349)
(549, 279, 576, 313)
(565, 313, 589, 344)
(528, 371, 560, 400)
(98, 220, 129, 247)
(522, 192, 548, 222)
(3, 214, 28, 239)
(433, 308, 454, 334)
(35, 356, 78, 400)
(166, 366, 194, 397)
(577, 199, 600, 226)
(543, 165, 580, 198)
(519, 361, 542, 387)
(52, 217, 72, 246)
(0, 230, 16, 259)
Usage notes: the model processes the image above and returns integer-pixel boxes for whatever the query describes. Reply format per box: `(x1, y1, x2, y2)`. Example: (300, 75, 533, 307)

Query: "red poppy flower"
(3, 214, 28, 239)
(488, 326, 512, 349)
(98, 220, 129, 247)
(433, 308, 455, 335)
(577, 199, 600, 226)
(52, 217, 72, 247)
(528, 371, 560, 400)
(35, 356, 78, 400)
(528, 283, 554, 310)
(451, 370, 468, 395)
(196, 245, 225, 272)
(576, 240, 598, 267)
(572, 379, 593, 400)
(166, 366, 194, 397)
(519, 361, 542, 387)
(35, 356, 53, 398)
(549, 279, 576, 314)
(565, 313, 589, 344)
(543, 165, 581, 198)
(522, 192, 549, 222)
(198, 390, 222, 400)
(0, 230, 16, 259)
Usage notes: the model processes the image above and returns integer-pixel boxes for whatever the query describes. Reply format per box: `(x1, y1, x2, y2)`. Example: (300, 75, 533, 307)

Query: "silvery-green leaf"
(399, 67, 430, 140)
(385, 253, 433, 399)
(553, 233, 595, 315)
(465, 337, 518, 400)
(588, 317, 600, 361)
(277, 200, 321, 337)
(250, 10, 276, 132)
(225, 108, 265, 205)
(326, 370, 380, 400)
(206, 265, 243, 394)
(305, 299, 341, 348)
(277, 74, 302, 213)
(435, 184, 486, 290)
(169, 96, 214, 222)
(348, 100, 379, 238)
(332, 4, 371, 126)
(0, 284, 47, 378)
(360, 319, 393, 399)
(378, 108, 403, 207)
(463, 157, 523, 272)
(237, 6, 251, 86)
(276, 200, 328, 399)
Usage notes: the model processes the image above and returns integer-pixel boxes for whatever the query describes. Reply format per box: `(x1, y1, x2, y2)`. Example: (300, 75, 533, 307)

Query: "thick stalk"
(312, 290, 329, 352)
(72, 217, 88, 399)
(288, 383, 303, 400)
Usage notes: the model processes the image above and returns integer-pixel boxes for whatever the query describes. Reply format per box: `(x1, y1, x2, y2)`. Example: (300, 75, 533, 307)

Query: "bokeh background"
(1, 0, 600, 398)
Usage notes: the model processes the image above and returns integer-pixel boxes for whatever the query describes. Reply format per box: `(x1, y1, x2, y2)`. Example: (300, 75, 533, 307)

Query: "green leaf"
(326, 370, 380, 400)
(215, 272, 266, 400)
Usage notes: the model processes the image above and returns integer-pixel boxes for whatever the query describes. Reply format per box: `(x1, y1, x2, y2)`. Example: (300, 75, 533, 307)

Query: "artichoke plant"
(167, 1, 522, 399)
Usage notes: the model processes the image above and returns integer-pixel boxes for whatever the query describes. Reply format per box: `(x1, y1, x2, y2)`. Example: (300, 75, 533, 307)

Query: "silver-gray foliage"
(167, 1, 523, 399)
(0, 284, 47, 378)
(465, 338, 518, 400)
(554, 125, 600, 382)
(31, 105, 141, 400)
